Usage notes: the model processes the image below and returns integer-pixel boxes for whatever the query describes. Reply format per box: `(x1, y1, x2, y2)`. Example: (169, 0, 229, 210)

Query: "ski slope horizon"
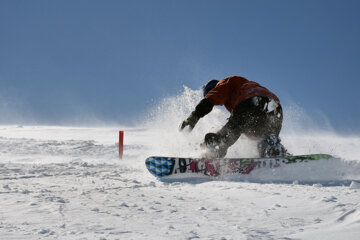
(2, 86, 360, 165)
(0, 84, 356, 133)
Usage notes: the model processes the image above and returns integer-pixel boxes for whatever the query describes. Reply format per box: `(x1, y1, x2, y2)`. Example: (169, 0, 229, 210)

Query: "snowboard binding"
(258, 134, 289, 158)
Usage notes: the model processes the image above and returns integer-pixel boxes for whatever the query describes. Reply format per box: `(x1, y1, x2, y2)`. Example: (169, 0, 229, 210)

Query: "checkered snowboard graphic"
(145, 154, 333, 178)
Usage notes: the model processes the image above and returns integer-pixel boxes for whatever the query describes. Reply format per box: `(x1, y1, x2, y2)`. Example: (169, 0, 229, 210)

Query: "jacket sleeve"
(193, 98, 214, 118)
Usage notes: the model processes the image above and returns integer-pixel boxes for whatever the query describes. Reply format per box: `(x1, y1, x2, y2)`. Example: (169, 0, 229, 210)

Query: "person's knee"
(202, 133, 228, 158)
(204, 133, 221, 147)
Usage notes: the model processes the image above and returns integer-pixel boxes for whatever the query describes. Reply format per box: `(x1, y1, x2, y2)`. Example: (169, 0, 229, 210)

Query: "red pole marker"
(119, 130, 124, 159)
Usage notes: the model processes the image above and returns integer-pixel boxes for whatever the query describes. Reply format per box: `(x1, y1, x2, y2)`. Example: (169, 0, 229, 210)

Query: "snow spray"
(142, 86, 257, 158)
(140, 86, 360, 161)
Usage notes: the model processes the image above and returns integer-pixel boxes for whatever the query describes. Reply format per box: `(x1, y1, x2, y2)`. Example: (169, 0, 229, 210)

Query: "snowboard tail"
(145, 154, 333, 178)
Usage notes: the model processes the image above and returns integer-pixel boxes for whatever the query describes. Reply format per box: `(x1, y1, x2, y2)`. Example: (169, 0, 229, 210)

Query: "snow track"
(0, 137, 114, 158)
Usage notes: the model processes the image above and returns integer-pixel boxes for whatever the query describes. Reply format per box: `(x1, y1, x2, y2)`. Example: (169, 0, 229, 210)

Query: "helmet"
(202, 79, 219, 97)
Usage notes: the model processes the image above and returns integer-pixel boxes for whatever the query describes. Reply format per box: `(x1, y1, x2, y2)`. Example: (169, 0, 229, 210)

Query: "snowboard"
(145, 154, 333, 178)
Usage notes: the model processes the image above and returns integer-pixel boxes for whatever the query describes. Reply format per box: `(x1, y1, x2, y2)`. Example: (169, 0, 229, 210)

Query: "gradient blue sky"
(1, 0, 359, 132)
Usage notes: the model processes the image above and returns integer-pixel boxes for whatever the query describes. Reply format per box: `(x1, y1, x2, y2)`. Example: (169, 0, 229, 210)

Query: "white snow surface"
(0, 127, 359, 240)
(0, 89, 360, 239)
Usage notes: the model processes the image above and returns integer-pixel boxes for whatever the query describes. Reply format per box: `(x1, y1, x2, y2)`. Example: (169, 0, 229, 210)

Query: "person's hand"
(179, 112, 199, 132)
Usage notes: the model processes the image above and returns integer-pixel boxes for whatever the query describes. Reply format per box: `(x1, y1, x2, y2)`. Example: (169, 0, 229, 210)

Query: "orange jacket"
(205, 75, 280, 113)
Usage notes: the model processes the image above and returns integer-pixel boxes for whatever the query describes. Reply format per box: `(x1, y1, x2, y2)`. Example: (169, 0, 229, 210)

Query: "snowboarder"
(179, 75, 287, 158)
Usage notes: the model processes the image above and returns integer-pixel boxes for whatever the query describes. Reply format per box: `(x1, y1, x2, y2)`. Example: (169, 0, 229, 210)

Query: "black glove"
(179, 112, 200, 132)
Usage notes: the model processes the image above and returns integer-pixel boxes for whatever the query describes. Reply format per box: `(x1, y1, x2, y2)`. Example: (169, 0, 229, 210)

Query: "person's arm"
(179, 77, 233, 131)
(179, 98, 214, 131)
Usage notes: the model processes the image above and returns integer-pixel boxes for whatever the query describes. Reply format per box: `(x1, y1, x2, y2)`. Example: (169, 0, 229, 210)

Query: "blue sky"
(1, 0, 359, 132)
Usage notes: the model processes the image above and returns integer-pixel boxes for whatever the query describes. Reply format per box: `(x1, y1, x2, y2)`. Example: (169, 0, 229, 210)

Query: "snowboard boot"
(200, 133, 228, 158)
(257, 134, 288, 158)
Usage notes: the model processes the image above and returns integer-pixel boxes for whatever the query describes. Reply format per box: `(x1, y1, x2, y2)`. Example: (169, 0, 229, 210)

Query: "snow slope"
(0, 125, 359, 240)
(0, 89, 359, 239)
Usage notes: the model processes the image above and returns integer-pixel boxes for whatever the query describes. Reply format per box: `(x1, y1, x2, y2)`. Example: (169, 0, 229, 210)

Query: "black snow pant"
(204, 96, 284, 158)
